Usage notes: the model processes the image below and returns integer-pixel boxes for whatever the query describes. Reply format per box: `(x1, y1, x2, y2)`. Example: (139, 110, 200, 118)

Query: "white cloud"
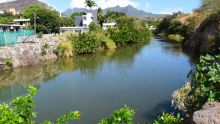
(160, 8, 183, 14)
(70, 0, 139, 9)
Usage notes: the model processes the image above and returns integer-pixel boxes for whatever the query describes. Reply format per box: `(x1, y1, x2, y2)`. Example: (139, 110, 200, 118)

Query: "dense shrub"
(168, 34, 185, 43)
(93, 32, 116, 49)
(89, 22, 102, 32)
(72, 33, 101, 54)
(192, 55, 220, 102)
(55, 40, 73, 57)
(110, 28, 151, 45)
(173, 54, 220, 113)
(172, 82, 201, 112)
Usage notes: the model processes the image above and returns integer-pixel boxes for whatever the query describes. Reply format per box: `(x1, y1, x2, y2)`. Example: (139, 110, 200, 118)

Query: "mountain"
(63, 5, 166, 19)
(0, 0, 53, 13)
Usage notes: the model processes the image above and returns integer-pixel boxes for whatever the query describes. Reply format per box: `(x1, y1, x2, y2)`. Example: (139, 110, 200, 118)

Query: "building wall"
(82, 13, 93, 27)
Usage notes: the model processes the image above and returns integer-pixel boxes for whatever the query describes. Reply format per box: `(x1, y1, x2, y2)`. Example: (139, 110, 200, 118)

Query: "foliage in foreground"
(193, 55, 220, 102)
(98, 106, 135, 124)
(172, 54, 220, 112)
(0, 86, 184, 124)
(0, 86, 80, 124)
(152, 112, 183, 124)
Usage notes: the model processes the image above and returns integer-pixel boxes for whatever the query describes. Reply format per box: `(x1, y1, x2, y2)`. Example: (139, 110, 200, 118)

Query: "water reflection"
(0, 42, 147, 90)
(0, 39, 198, 123)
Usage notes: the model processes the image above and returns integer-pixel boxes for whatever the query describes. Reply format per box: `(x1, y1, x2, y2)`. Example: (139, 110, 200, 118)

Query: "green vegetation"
(168, 34, 185, 43)
(193, 55, 220, 102)
(24, 5, 61, 33)
(37, 32, 43, 38)
(0, 86, 80, 124)
(55, 40, 74, 57)
(0, 86, 183, 124)
(85, 0, 97, 10)
(173, 54, 220, 113)
(3, 58, 13, 70)
(89, 22, 102, 32)
(98, 106, 135, 124)
(110, 16, 152, 45)
(72, 33, 101, 54)
(0, 11, 22, 24)
(23, 5, 73, 34)
(152, 112, 183, 124)
(64, 13, 151, 54)
(41, 43, 49, 56)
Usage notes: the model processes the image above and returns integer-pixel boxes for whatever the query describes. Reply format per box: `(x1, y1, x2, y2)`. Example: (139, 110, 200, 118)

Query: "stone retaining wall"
(0, 34, 61, 71)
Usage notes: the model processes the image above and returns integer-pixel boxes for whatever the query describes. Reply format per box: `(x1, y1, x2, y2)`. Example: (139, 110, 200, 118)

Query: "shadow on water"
(144, 100, 179, 123)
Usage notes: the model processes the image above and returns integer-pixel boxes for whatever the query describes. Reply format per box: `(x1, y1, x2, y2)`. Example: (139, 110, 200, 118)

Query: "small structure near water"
(0, 18, 33, 46)
(102, 23, 117, 30)
(60, 12, 117, 33)
(60, 13, 94, 33)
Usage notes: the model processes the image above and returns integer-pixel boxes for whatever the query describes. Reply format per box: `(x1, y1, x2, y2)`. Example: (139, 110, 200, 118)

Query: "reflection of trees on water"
(161, 42, 199, 64)
(0, 42, 149, 91)
(0, 58, 76, 89)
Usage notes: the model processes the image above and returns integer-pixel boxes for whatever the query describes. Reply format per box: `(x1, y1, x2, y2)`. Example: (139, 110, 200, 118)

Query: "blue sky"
(0, 0, 202, 14)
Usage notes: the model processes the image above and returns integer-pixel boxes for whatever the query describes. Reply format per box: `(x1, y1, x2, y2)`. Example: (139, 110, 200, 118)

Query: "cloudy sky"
(0, 0, 201, 14)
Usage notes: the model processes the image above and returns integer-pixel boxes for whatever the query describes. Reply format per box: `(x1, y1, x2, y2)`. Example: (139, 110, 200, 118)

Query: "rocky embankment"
(184, 12, 220, 53)
(193, 102, 220, 124)
(0, 35, 61, 71)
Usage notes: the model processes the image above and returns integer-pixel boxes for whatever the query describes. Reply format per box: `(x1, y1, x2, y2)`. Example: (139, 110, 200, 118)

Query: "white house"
(102, 23, 117, 30)
(82, 13, 94, 27)
(60, 13, 94, 33)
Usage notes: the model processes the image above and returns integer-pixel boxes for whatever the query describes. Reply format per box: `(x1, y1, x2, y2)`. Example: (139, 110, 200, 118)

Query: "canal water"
(0, 39, 197, 123)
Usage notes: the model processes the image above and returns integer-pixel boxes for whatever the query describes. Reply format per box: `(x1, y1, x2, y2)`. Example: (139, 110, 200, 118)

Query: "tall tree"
(23, 5, 61, 33)
(85, 0, 97, 11)
(97, 7, 104, 26)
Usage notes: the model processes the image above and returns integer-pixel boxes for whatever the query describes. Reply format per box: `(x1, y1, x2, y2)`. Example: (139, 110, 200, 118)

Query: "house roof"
(75, 16, 83, 26)
(103, 23, 117, 26)
(13, 19, 30, 22)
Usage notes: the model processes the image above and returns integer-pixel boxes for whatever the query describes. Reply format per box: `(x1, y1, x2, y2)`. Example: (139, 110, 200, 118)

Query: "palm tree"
(85, 0, 97, 11)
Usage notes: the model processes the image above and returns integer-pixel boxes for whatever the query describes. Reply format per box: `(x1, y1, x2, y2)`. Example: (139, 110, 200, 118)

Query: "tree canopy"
(85, 0, 97, 10)
(23, 5, 62, 33)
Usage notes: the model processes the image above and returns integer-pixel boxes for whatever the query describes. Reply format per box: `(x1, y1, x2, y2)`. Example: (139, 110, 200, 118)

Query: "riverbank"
(0, 34, 61, 71)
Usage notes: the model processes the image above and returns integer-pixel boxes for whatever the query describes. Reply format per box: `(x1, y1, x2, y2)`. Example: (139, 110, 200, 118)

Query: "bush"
(92, 32, 116, 49)
(110, 28, 151, 45)
(89, 22, 102, 33)
(41, 43, 49, 56)
(37, 32, 43, 38)
(173, 55, 220, 113)
(0, 86, 80, 124)
(72, 33, 101, 54)
(192, 55, 220, 102)
(98, 105, 135, 124)
(168, 34, 185, 43)
(172, 82, 201, 112)
(55, 40, 73, 57)
(152, 112, 183, 124)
